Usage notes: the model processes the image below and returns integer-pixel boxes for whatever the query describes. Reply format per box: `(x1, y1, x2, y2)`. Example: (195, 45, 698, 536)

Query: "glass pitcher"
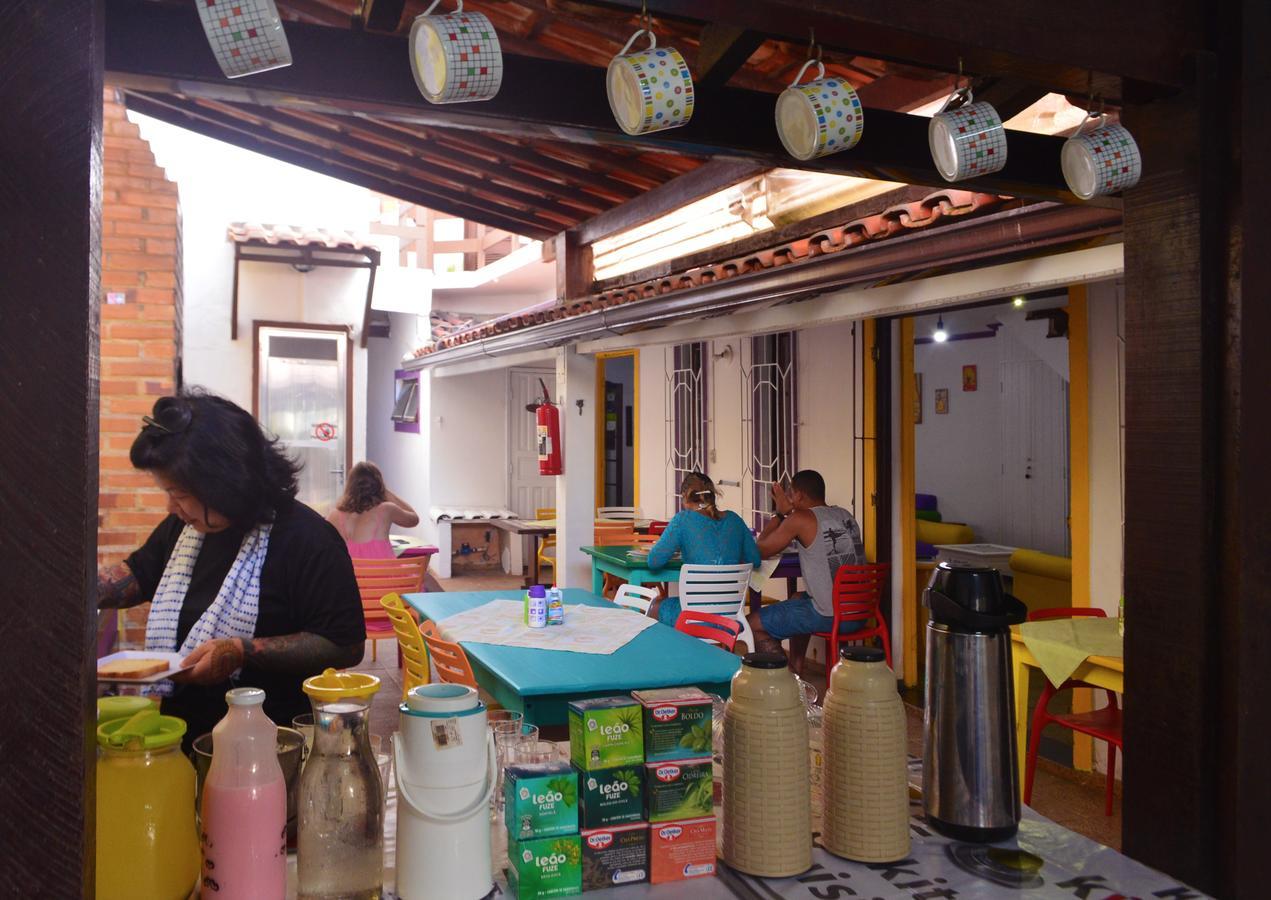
(297, 668, 385, 900)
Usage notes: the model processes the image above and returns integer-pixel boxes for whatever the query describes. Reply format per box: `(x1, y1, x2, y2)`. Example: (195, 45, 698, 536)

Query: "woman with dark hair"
(96, 390, 366, 740)
(328, 461, 420, 559)
(647, 472, 761, 626)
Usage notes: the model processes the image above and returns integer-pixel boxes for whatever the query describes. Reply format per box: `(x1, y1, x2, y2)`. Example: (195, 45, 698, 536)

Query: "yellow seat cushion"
(917, 519, 974, 546)
(1009, 549, 1072, 612)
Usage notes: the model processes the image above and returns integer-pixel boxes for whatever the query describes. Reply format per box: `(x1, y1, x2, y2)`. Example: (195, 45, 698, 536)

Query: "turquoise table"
(580, 544, 681, 595)
(403, 588, 740, 726)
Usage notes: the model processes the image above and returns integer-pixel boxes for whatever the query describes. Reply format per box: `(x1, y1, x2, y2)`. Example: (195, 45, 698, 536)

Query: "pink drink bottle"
(200, 687, 288, 899)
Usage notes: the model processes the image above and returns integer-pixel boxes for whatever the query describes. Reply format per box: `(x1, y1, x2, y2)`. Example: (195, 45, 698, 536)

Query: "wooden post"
(0, 0, 103, 894)
(553, 230, 593, 303)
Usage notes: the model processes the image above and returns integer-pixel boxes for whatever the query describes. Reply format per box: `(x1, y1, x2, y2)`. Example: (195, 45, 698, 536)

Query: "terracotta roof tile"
(228, 222, 377, 253)
(411, 188, 1011, 358)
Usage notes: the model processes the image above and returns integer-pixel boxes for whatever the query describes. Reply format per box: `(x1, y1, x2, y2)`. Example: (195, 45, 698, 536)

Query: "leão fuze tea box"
(632, 687, 713, 763)
(505, 762, 578, 840)
(576, 764, 643, 829)
(508, 834, 582, 899)
(568, 697, 644, 771)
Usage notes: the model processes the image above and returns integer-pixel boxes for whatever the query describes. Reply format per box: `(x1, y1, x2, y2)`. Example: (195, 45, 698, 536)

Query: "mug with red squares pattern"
(927, 88, 1008, 183)
(409, 0, 504, 105)
(1062, 114, 1142, 199)
(195, 0, 292, 79)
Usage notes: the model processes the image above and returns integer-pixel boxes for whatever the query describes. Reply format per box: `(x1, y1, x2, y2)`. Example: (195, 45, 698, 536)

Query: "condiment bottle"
(527, 584, 548, 628)
(722, 651, 811, 877)
(200, 687, 287, 900)
(297, 669, 385, 900)
(822, 646, 910, 862)
(95, 708, 200, 900)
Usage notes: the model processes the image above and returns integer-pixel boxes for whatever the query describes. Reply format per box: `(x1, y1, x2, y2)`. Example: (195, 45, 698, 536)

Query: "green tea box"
(581, 822, 649, 891)
(568, 697, 644, 771)
(644, 758, 714, 823)
(632, 687, 713, 762)
(576, 764, 643, 829)
(505, 762, 578, 840)
(508, 834, 582, 899)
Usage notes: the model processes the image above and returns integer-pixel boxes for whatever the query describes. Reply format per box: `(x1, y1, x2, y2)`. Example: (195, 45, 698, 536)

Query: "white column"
(555, 345, 596, 589)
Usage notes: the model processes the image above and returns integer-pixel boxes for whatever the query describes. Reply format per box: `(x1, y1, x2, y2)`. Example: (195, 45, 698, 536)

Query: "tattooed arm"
(173, 633, 364, 685)
(97, 561, 143, 610)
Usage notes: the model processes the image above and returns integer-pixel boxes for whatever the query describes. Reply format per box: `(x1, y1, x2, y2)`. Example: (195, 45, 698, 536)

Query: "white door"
(508, 368, 556, 518)
(257, 326, 349, 515)
(1000, 359, 1070, 556)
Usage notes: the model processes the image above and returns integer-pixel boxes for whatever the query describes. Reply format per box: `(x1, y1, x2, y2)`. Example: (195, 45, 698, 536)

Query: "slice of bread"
(97, 658, 171, 679)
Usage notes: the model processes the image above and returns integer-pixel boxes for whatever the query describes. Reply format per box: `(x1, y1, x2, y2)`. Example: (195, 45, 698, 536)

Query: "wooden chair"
(675, 610, 743, 652)
(632, 532, 659, 548)
(379, 593, 430, 701)
(613, 583, 658, 616)
(677, 563, 754, 652)
(353, 556, 428, 662)
(1023, 607, 1122, 816)
(811, 563, 892, 668)
(594, 523, 637, 596)
(535, 506, 557, 582)
(418, 620, 479, 689)
(596, 506, 641, 521)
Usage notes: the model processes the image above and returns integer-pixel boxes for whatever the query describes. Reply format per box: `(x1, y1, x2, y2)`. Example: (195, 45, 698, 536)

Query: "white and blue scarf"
(144, 523, 272, 694)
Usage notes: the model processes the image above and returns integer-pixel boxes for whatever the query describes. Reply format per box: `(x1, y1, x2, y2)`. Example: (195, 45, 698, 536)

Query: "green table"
(580, 544, 681, 595)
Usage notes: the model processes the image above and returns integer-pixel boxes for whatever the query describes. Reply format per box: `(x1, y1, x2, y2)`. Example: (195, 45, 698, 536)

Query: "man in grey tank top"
(748, 469, 866, 676)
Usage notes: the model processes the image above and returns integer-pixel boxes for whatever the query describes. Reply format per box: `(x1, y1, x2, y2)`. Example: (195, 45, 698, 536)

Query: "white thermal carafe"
(394, 683, 497, 899)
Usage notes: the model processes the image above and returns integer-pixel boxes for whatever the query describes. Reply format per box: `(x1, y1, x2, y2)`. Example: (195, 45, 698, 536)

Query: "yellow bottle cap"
(302, 667, 381, 700)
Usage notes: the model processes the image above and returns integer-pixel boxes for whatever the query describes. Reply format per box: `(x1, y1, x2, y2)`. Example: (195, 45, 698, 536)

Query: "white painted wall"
(428, 368, 510, 515)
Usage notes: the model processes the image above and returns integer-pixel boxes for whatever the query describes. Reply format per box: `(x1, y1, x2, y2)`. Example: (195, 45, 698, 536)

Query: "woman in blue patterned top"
(648, 472, 761, 626)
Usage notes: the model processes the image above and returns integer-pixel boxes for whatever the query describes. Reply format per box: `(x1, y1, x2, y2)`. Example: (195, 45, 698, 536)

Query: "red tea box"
(648, 816, 717, 884)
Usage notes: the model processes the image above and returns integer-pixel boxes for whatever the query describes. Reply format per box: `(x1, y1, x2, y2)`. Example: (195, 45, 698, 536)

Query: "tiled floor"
(365, 572, 1122, 854)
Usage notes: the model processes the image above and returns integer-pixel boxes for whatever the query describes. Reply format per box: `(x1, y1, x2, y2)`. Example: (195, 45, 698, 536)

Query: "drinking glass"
(510, 740, 557, 766)
(291, 713, 315, 758)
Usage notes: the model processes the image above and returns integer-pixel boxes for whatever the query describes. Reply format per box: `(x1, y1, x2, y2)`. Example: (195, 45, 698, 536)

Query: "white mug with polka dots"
(1061, 114, 1142, 199)
(928, 88, 1008, 182)
(606, 30, 695, 136)
(775, 59, 865, 161)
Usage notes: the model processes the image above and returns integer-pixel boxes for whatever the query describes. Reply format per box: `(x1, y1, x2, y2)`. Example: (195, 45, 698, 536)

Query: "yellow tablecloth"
(1018, 616, 1123, 687)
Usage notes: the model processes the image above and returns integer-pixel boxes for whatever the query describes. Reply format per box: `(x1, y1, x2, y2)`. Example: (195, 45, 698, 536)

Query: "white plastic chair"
(677, 563, 754, 653)
(613, 583, 658, 616)
(596, 506, 641, 521)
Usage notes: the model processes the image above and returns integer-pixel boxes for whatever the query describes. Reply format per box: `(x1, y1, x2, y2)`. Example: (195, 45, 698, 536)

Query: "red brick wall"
(99, 89, 183, 642)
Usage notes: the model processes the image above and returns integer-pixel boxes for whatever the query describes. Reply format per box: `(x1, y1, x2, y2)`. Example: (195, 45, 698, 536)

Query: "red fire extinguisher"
(534, 379, 562, 476)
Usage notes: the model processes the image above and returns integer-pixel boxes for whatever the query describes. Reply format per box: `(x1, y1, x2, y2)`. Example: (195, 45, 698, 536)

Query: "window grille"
(743, 332, 798, 529)
(666, 342, 707, 511)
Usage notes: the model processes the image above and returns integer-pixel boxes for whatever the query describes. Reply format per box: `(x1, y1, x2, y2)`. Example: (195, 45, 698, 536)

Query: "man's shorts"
(758, 593, 865, 641)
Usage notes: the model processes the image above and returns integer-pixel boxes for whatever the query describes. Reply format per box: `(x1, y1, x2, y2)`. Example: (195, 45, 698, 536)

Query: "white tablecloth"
(438, 598, 656, 655)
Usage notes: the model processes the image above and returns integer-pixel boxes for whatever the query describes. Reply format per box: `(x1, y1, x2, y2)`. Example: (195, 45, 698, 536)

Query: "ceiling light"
(933, 316, 948, 343)
(196, 0, 292, 79)
(1012, 296, 1026, 308)
(409, 1, 503, 105)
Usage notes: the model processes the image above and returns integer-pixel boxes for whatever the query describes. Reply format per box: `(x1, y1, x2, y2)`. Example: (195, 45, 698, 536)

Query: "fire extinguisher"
(534, 379, 562, 476)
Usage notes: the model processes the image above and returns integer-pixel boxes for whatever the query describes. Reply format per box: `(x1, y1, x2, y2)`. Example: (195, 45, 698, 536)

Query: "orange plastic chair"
(811, 563, 892, 669)
(675, 610, 743, 652)
(354, 556, 428, 662)
(1023, 607, 1122, 816)
(418, 620, 479, 689)
(380, 593, 430, 701)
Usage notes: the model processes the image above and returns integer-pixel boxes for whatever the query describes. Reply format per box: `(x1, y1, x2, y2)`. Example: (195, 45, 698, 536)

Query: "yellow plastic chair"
(379, 593, 430, 701)
(536, 506, 556, 582)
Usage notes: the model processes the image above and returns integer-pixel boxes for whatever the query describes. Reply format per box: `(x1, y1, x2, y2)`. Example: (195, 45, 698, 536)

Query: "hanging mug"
(195, 0, 292, 79)
(775, 59, 864, 160)
(409, 0, 504, 105)
(1061, 114, 1142, 200)
(606, 30, 695, 136)
(927, 88, 1007, 182)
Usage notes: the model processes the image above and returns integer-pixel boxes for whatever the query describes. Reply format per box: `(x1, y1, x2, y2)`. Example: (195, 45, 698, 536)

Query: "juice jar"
(95, 709, 200, 900)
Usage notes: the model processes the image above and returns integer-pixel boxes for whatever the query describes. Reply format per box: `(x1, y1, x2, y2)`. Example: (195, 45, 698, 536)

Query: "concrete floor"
(363, 571, 1122, 852)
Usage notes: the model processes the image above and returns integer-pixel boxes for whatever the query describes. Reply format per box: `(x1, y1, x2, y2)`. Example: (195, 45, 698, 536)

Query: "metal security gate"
(666, 342, 707, 512)
(742, 332, 798, 528)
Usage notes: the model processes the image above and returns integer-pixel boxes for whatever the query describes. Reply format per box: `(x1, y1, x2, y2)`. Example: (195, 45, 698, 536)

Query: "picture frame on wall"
(962, 364, 978, 391)
(914, 372, 923, 424)
(935, 388, 949, 414)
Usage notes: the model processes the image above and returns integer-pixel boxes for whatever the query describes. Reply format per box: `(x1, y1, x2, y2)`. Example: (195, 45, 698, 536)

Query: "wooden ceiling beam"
(361, 0, 407, 34)
(694, 24, 767, 95)
(584, 0, 1195, 96)
(105, 0, 1082, 199)
(123, 92, 560, 238)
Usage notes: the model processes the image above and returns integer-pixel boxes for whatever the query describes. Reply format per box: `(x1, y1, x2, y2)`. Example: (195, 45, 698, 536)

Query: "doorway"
(508, 368, 557, 518)
(595, 351, 639, 509)
(253, 322, 352, 515)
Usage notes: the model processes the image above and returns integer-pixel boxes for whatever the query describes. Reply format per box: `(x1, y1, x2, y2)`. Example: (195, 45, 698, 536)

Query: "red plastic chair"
(1022, 607, 1122, 816)
(811, 563, 892, 669)
(647, 521, 669, 535)
(675, 610, 743, 652)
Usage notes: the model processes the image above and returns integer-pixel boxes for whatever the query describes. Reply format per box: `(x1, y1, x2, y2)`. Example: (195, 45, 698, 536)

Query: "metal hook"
(640, 0, 651, 33)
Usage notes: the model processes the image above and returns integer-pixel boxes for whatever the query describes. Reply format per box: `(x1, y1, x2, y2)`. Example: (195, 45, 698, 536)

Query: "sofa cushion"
(917, 519, 974, 546)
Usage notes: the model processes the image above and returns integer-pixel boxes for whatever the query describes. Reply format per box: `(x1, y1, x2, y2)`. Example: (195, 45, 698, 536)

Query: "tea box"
(580, 822, 648, 891)
(505, 762, 578, 840)
(644, 758, 713, 823)
(568, 697, 644, 771)
(649, 817, 717, 884)
(632, 687, 713, 763)
(508, 834, 582, 899)
(576, 764, 643, 829)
